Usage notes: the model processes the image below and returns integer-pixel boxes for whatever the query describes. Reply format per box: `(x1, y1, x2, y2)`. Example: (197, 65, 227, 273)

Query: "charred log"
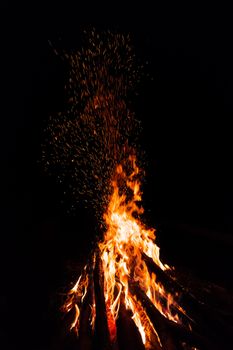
(93, 251, 112, 350)
(78, 271, 94, 350)
(116, 301, 145, 350)
(142, 253, 192, 298)
(142, 253, 232, 347)
(129, 281, 217, 350)
(129, 282, 177, 350)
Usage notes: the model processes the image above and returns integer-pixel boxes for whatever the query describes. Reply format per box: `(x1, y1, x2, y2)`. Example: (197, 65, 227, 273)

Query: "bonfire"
(43, 30, 229, 350)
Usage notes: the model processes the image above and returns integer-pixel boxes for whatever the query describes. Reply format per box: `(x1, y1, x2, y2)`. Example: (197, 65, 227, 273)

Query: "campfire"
(62, 155, 194, 350)
(43, 30, 229, 350)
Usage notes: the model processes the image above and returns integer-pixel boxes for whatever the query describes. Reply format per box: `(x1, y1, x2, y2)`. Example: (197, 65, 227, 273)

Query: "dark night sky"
(0, 2, 233, 350)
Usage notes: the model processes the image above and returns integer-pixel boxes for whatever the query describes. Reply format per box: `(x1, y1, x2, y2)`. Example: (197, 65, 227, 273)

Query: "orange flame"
(63, 155, 185, 348)
(98, 155, 182, 346)
(62, 266, 90, 334)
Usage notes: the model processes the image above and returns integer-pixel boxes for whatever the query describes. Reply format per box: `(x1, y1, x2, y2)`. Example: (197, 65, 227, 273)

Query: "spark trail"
(42, 29, 142, 217)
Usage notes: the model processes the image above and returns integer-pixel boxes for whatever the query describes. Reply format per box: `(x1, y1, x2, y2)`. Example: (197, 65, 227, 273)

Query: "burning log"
(77, 270, 94, 350)
(141, 253, 198, 324)
(78, 305, 93, 350)
(129, 281, 216, 350)
(142, 253, 228, 335)
(129, 282, 177, 350)
(141, 252, 200, 309)
(93, 251, 112, 350)
(116, 301, 145, 350)
(142, 253, 184, 294)
(142, 252, 233, 347)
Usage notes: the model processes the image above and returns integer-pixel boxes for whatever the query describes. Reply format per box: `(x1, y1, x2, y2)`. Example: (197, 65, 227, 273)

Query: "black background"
(0, 2, 233, 349)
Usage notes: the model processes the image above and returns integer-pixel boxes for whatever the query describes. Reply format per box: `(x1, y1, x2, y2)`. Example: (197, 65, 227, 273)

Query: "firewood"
(78, 271, 94, 350)
(116, 301, 145, 350)
(93, 250, 111, 350)
(142, 253, 189, 296)
(129, 281, 217, 350)
(142, 252, 229, 340)
(129, 281, 177, 350)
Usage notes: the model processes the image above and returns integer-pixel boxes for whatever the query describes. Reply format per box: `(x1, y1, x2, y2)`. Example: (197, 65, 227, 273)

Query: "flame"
(53, 31, 189, 348)
(62, 266, 90, 334)
(63, 155, 185, 348)
(98, 155, 182, 346)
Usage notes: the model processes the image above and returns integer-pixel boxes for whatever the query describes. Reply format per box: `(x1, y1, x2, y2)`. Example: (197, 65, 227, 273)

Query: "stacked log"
(61, 248, 231, 350)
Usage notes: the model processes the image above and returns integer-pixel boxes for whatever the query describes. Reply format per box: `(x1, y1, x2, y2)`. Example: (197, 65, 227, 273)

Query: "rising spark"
(42, 29, 142, 220)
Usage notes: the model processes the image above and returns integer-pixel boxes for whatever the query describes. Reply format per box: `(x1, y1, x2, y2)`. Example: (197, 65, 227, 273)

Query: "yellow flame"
(63, 156, 185, 348)
(98, 155, 181, 347)
(62, 268, 89, 334)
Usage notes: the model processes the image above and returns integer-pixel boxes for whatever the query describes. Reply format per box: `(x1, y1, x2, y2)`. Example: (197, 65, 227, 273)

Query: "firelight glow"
(63, 155, 185, 348)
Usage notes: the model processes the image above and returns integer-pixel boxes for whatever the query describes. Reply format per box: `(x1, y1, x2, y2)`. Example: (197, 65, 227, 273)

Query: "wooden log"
(116, 301, 145, 350)
(142, 253, 190, 297)
(129, 281, 216, 350)
(129, 282, 177, 350)
(78, 304, 93, 350)
(78, 268, 94, 350)
(142, 252, 231, 341)
(93, 250, 112, 350)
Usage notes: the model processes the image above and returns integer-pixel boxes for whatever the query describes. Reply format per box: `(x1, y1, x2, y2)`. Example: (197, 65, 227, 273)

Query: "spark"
(42, 29, 142, 220)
